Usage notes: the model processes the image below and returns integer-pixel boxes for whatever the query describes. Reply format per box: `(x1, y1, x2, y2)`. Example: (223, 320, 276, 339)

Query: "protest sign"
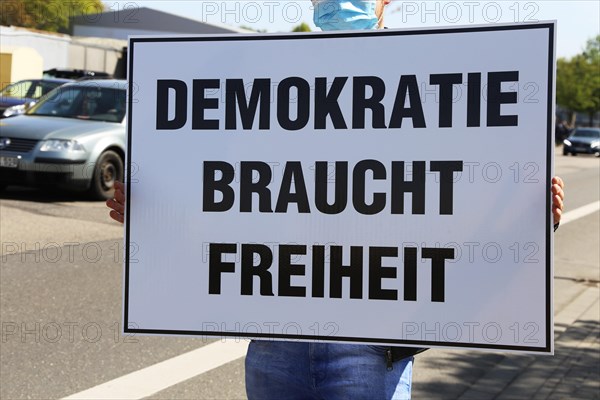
(125, 22, 555, 353)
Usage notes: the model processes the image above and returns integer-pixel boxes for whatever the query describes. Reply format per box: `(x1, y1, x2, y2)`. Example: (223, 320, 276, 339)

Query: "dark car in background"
(0, 79, 73, 118)
(44, 68, 112, 80)
(0, 80, 126, 199)
(563, 128, 600, 157)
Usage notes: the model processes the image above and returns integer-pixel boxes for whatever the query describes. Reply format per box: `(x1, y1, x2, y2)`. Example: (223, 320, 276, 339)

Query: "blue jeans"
(245, 341, 413, 400)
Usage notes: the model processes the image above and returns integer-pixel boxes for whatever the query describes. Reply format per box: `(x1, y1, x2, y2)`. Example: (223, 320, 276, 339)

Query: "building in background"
(0, 46, 43, 84)
(70, 7, 247, 40)
(0, 7, 246, 83)
(0, 25, 126, 79)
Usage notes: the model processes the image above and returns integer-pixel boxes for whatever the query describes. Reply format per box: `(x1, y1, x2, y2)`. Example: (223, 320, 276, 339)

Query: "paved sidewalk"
(412, 283, 600, 399)
(412, 190, 600, 400)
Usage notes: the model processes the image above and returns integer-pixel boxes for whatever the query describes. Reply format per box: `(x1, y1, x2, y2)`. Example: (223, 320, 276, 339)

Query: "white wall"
(0, 26, 126, 75)
(0, 26, 70, 70)
(73, 25, 192, 40)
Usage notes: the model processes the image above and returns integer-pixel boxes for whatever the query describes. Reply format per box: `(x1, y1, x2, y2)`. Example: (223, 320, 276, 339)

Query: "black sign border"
(125, 23, 555, 353)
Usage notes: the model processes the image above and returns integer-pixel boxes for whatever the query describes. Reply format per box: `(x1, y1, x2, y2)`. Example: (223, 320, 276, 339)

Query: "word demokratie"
(155, 71, 520, 130)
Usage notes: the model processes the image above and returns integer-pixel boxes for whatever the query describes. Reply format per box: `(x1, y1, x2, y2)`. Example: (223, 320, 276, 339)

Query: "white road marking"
(62, 340, 249, 400)
(62, 200, 599, 400)
(560, 201, 600, 226)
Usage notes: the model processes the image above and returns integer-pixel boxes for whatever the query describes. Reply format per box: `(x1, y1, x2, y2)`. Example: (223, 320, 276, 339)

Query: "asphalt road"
(1, 148, 598, 400)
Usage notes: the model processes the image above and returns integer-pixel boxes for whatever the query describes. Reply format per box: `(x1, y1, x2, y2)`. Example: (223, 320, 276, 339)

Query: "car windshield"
(0, 80, 63, 100)
(572, 129, 600, 139)
(26, 85, 126, 123)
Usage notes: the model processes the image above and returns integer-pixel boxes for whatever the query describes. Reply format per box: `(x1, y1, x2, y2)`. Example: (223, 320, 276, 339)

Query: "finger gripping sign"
(125, 23, 555, 354)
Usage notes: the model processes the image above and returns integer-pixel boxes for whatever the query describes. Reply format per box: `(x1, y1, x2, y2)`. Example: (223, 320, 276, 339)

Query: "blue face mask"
(313, 0, 380, 31)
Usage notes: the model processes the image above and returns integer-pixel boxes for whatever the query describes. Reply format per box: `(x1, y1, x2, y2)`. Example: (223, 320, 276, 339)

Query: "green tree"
(292, 22, 311, 32)
(582, 35, 600, 125)
(0, 0, 104, 33)
(556, 35, 600, 126)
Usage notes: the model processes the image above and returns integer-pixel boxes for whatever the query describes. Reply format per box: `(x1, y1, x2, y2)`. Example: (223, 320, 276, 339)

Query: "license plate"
(0, 156, 19, 168)
(574, 147, 586, 152)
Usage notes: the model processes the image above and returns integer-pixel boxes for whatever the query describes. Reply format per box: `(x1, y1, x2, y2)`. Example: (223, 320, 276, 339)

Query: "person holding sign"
(108, 0, 566, 398)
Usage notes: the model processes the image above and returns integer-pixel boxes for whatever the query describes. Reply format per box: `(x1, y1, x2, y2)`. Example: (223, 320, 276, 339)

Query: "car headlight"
(563, 139, 571, 146)
(39, 139, 86, 152)
(591, 141, 599, 149)
(3, 104, 26, 118)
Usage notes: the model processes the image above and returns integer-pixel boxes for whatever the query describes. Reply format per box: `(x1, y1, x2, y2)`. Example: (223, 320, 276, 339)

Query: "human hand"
(106, 180, 126, 224)
(551, 176, 565, 226)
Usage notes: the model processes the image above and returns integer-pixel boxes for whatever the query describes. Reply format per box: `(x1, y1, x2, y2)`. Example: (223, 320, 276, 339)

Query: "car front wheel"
(89, 150, 123, 200)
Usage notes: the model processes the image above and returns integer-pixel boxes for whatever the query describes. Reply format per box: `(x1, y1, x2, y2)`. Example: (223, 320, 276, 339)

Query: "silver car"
(0, 80, 126, 199)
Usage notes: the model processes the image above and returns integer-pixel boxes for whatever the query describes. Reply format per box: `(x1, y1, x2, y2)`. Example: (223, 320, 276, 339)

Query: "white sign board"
(125, 23, 555, 353)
